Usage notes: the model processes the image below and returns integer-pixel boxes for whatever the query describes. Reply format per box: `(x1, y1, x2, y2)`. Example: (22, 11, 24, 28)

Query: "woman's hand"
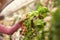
(19, 13, 28, 22)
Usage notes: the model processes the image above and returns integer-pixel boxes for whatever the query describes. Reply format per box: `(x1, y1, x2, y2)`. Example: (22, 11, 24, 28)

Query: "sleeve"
(0, 21, 23, 35)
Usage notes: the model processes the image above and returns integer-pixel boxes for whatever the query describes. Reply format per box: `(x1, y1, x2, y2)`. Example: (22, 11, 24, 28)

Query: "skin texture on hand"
(20, 24, 27, 35)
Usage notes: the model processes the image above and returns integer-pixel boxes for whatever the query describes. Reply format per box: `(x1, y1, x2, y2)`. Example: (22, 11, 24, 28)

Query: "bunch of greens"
(23, 6, 49, 40)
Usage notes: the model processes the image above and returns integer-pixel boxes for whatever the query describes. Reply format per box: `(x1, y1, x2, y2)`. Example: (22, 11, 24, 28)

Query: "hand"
(19, 13, 28, 22)
(20, 24, 27, 35)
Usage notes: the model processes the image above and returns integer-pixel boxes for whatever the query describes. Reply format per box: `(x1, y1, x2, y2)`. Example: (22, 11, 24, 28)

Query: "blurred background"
(0, 0, 60, 40)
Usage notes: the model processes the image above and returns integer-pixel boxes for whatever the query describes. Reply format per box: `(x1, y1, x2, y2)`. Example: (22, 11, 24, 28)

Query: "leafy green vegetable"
(24, 6, 49, 40)
(37, 6, 49, 13)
